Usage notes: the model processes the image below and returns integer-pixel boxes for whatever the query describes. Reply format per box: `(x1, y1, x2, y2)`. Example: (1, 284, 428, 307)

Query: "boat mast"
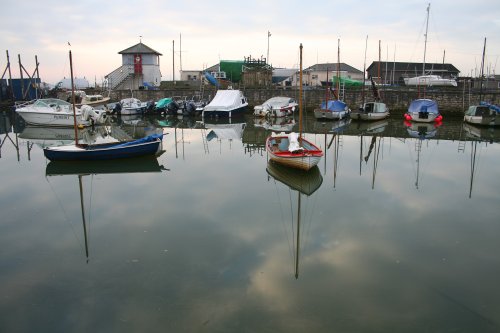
(69, 50, 79, 146)
(361, 35, 368, 106)
(422, 3, 430, 75)
(299, 43, 303, 137)
(479, 37, 486, 101)
(336, 39, 340, 99)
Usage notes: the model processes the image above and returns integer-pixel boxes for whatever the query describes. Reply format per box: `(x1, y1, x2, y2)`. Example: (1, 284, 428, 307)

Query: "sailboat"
(464, 38, 500, 126)
(314, 39, 350, 120)
(43, 50, 164, 162)
(404, 3, 443, 123)
(266, 161, 323, 278)
(266, 44, 324, 171)
(351, 38, 390, 121)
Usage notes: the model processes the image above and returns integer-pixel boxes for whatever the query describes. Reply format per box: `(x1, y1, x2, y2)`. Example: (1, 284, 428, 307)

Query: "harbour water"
(1, 108, 500, 332)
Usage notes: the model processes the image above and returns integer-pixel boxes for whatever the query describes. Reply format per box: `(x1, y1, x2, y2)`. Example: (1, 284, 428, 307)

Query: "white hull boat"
(254, 96, 298, 118)
(15, 98, 107, 127)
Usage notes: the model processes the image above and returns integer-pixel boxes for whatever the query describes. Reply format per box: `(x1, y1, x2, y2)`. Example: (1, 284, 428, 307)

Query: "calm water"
(1, 108, 500, 332)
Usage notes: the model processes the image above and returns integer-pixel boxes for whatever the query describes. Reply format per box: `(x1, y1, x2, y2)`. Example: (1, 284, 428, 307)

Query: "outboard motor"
(145, 101, 155, 114)
(183, 101, 196, 116)
(112, 102, 122, 115)
(167, 101, 179, 115)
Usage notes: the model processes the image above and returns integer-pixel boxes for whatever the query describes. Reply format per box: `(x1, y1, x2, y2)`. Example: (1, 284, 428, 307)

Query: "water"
(1, 109, 500, 332)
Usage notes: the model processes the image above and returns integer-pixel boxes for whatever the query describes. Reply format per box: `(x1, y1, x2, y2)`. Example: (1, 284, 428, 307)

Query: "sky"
(1, 0, 499, 86)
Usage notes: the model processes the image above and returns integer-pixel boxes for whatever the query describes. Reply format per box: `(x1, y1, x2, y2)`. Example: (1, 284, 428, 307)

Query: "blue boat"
(405, 98, 442, 123)
(43, 133, 163, 161)
(313, 100, 350, 120)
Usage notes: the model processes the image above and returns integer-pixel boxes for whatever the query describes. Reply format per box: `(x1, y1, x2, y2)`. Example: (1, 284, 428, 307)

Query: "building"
(105, 42, 162, 90)
(366, 61, 460, 85)
(289, 63, 364, 87)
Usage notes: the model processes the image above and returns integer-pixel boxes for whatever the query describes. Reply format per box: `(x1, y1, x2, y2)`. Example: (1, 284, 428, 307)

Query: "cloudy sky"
(2, 0, 499, 85)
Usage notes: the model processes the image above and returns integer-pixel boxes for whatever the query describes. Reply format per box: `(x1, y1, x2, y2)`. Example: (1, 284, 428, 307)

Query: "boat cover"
(155, 98, 173, 109)
(320, 100, 348, 112)
(203, 90, 247, 112)
(288, 132, 302, 152)
(408, 99, 439, 114)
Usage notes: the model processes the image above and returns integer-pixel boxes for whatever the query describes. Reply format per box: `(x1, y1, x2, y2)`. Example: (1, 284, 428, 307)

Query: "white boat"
(351, 101, 389, 121)
(464, 103, 500, 126)
(463, 39, 500, 127)
(15, 98, 108, 127)
(404, 75, 457, 87)
(202, 89, 248, 118)
(120, 97, 147, 115)
(266, 44, 323, 171)
(253, 96, 298, 117)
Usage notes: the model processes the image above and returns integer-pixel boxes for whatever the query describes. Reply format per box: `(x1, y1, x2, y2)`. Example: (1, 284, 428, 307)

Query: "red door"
(134, 54, 142, 74)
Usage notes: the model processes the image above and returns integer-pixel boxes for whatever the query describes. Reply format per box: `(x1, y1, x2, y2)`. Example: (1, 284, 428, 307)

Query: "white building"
(105, 42, 162, 90)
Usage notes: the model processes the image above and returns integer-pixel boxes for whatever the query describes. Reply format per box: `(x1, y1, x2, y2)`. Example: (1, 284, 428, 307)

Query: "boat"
(72, 90, 111, 107)
(404, 75, 457, 87)
(266, 44, 323, 171)
(464, 103, 500, 126)
(202, 89, 248, 118)
(404, 98, 442, 123)
(253, 96, 298, 118)
(404, 4, 443, 123)
(314, 39, 350, 120)
(43, 133, 163, 161)
(351, 39, 390, 121)
(119, 97, 147, 115)
(42, 50, 164, 162)
(14, 98, 108, 127)
(464, 38, 500, 127)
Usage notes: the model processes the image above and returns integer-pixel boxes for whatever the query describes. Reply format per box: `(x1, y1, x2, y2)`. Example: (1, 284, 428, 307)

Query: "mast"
(479, 37, 486, 101)
(69, 50, 79, 146)
(299, 43, 303, 137)
(422, 3, 430, 75)
(361, 35, 368, 105)
(336, 38, 340, 99)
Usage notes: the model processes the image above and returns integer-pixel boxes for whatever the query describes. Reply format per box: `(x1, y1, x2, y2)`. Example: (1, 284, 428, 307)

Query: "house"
(105, 42, 162, 90)
(366, 61, 460, 85)
(289, 63, 364, 87)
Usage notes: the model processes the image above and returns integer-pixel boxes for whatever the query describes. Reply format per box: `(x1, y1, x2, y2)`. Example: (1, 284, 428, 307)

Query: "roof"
(366, 61, 460, 75)
(119, 42, 162, 56)
(304, 63, 362, 74)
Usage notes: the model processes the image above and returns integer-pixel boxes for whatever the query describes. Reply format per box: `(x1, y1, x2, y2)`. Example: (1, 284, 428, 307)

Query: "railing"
(105, 66, 134, 90)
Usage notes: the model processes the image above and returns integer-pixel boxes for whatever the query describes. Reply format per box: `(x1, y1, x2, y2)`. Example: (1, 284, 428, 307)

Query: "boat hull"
(16, 109, 91, 127)
(43, 135, 162, 161)
(202, 105, 248, 118)
(313, 108, 349, 120)
(266, 135, 323, 171)
(350, 111, 389, 121)
(464, 115, 500, 126)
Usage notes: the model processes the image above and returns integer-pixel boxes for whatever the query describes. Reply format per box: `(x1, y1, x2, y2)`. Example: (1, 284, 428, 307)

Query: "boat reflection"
(254, 117, 296, 132)
(404, 121, 441, 189)
(19, 125, 112, 147)
(45, 156, 167, 262)
(266, 161, 323, 278)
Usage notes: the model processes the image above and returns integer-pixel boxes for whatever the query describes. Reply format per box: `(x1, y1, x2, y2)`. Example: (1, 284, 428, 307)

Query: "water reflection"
(1, 107, 500, 332)
(266, 161, 323, 278)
